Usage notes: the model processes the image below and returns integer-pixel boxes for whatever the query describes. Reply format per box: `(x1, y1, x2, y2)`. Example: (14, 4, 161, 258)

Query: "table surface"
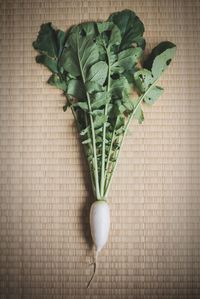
(0, 0, 200, 298)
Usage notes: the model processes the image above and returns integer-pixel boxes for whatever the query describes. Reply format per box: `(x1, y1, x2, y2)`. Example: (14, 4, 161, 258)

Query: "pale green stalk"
(104, 118, 118, 190)
(100, 46, 111, 198)
(85, 92, 100, 199)
(76, 36, 100, 199)
(104, 79, 159, 198)
(70, 103, 96, 195)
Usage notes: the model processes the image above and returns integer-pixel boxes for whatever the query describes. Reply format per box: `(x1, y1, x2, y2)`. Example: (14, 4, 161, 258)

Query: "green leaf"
(33, 23, 58, 59)
(68, 30, 99, 76)
(110, 76, 130, 98)
(109, 24, 122, 46)
(73, 101, 89, 111)
(56, 30, 66, 57)
(85, 81, 104, 94)
(93, 114, 107, 128)
(48, 74, 66, 90)
(123, 68, 137, 83)
(122, 97, 134, 112)
(97, 22, 112, 34)
(109, 52, 117, 66)
(133, 105, 144, 124)
(80, 126, 90, 136)
(60, 28, 100, 80)
(97, 21, 121, 47)
(80, 22, 96, 36)
(115, 115, 125, 130)
(91, 92, 109, 109)
(113, 100, 126, 115)
(67, 79, 86, 100)
(36, 55, 58, 73)
(117, 47, 143, 70)
(59, 47, 80, 77)
(110, 64, 124, 75)
(33, 24, 67, 74)
(95, 127, 103, 135)
(87, 61, 108, 85)
(144, 41, 176, 79)
(82, 138, 92, 144)
(108, 10, 145, 50)
(90, 109, 104, 116)
(134, 69, 154, 93)
(144, 86, 164, 105)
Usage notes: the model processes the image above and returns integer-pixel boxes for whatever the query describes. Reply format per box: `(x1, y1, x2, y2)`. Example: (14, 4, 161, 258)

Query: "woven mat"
(0, 0, 200, 298)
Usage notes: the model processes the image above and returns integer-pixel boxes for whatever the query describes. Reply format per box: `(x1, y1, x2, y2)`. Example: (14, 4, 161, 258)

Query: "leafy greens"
(33, 9, 176, 200)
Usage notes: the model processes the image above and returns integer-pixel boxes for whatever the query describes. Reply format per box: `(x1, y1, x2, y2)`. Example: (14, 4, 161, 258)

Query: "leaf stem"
(76, 36, 100, 200)
(69, 102, 96, 195)
(100, 47, 110, 198)
(104, 79, 159, 197)
(104, 118, 118, 189)
(84, 112, 96, 195)
(86, 94, 100, 199)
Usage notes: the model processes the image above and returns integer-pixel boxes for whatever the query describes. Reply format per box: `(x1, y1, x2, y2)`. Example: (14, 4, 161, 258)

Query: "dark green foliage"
(33, 10, 176, 200)
(107, 10, 146, 50)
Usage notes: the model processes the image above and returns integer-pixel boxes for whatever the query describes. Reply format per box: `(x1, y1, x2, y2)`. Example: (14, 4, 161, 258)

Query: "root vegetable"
(87, 200, 110, 287)
(33, 9, 176, 288)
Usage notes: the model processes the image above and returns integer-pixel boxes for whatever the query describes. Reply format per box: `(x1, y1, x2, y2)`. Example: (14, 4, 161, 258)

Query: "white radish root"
(87, 200, 110, 288)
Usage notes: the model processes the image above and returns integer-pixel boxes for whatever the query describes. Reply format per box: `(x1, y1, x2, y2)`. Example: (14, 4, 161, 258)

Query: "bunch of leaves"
(33, 9, 176, 200)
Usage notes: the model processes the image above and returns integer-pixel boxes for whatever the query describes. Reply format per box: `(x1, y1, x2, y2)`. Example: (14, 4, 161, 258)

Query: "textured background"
(0, 0, 200, 298)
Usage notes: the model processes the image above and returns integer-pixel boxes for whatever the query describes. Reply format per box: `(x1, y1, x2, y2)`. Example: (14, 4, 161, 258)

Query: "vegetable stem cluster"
(33, 9, 176, 201)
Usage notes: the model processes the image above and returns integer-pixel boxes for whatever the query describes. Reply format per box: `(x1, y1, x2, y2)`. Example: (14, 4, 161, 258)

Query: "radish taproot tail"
(87, 200, 110, 287)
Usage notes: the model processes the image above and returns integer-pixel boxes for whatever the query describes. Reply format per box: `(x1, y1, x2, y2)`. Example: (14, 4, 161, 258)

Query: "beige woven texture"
(0, 0, 200, 298)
